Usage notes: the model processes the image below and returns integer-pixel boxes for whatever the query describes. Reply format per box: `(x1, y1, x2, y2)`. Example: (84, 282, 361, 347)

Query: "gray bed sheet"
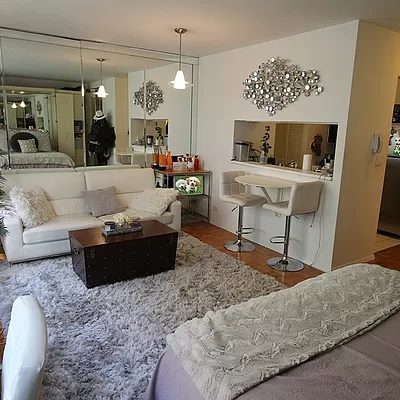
(145, 311, 400, 400)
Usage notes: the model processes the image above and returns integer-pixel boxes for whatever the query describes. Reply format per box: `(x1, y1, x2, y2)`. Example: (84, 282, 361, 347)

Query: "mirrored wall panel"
(0, 29, 198, 169)
(81, 44, 146, 166)
(0, 34, 82, 169)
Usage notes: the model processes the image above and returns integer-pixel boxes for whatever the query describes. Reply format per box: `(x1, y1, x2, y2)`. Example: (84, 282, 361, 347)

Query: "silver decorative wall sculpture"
(133, 80, 164, 115)
(243, 57, 323, 116)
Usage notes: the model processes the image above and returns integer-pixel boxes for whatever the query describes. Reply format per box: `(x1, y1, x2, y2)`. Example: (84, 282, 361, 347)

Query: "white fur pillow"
(9, 186, 55, 228)
(129, 188, 178, 216)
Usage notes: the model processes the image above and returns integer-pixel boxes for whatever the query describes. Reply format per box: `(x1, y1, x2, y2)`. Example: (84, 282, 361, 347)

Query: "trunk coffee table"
(69, 220, 178, 288)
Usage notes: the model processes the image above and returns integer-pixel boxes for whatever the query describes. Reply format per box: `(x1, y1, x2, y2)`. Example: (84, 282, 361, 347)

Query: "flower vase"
(259, 150, 267, 164)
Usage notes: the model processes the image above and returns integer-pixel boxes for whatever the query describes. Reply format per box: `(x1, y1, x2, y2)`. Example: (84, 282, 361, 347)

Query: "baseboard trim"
(333, 253, 375, 270)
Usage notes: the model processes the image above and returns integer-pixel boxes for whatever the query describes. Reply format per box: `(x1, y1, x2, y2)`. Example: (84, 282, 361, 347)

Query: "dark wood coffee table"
(69, 220, 178, 288)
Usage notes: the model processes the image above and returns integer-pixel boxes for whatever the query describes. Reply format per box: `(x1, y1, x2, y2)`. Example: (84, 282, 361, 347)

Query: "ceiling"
(1, 0, 400, 57)
(1, 37, 176, 87)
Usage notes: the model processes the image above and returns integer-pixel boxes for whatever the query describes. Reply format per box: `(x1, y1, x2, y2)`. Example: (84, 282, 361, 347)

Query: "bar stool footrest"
(270, 235, 284, 244)
(238, 227, 255, 235)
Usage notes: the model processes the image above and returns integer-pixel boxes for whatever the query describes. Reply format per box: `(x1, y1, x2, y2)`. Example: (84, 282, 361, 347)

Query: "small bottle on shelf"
(166, 151, 173, 171)
(194, 155, 201, 170)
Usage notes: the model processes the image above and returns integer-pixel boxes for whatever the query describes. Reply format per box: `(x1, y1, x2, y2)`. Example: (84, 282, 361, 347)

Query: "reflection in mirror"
(131, 118, 168, 146)
(0, 30, 198, 169)
(0, 35, 82, 169)
(81, 45, 194, 167)
(81, 45, 146, 166)
(233, 120, 338, 174)
(134, 60, 193, 156)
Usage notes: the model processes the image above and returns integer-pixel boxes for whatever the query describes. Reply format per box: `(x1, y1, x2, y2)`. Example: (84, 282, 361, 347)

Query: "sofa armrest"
(1, 215, 24, 262)
(167, 200, 181, 231)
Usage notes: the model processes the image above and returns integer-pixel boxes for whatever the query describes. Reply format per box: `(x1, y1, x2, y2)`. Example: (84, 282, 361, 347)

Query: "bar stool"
(219, 171, 266, 252)
(263, 181, 323, 271)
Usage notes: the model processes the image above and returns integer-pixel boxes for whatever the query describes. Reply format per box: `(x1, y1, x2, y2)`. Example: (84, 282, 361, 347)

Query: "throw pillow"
(10, 132, 38, 152)
(18, 139, 38, 153)
(84, 186, 124, 217)
(31, 131, 52, 152)
(129, 188, 178, 216)
(9, 186, 55, 228)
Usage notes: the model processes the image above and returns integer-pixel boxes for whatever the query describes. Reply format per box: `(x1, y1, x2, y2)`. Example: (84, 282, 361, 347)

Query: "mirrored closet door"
(0, 29, 198, 169)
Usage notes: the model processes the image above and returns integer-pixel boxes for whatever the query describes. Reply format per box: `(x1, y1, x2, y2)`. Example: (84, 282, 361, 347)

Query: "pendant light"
(95, 58, 108, 98)
(11, 102, 17, 109)
(20, 100, 26, 108)
(170, 28, 192, 90)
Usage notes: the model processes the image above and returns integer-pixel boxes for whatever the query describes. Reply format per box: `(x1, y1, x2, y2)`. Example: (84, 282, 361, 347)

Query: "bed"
(0, 129, 75, 169)
(145, 264, 400, 400)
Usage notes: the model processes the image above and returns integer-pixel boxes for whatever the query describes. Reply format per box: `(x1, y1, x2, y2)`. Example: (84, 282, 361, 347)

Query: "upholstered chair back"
(219, 171, 246, 198)
(288, 180, 323, 216)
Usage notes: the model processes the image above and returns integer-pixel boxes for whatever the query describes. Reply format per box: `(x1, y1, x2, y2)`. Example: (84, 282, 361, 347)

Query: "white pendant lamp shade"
(95, 84, 108, 98)
(20, 100, 26, 108)
(11, 102, 17, 109)
(170, 28, 192, 90)
(95, 58, 108, 98)
(171, 69, 190, 90)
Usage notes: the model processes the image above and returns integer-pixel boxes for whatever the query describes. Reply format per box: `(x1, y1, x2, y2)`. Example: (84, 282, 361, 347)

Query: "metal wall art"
(133, 80, 164, 115)
(243, 57, 324, 116)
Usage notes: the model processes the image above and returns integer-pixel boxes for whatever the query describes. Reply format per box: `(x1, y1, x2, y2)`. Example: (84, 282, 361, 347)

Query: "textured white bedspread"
(167, 264, 400, 400)
(0, 151, 75, 168)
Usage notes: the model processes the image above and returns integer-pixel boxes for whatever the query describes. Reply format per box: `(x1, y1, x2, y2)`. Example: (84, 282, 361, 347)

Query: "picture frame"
(174, 175, 204, 196)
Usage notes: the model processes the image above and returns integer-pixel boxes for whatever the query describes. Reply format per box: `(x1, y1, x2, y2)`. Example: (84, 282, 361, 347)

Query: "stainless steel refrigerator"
(378, 156, 400, 236)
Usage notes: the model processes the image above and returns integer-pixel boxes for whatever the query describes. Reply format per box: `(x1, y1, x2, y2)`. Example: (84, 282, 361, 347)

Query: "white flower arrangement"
(113, 213, 140, 227)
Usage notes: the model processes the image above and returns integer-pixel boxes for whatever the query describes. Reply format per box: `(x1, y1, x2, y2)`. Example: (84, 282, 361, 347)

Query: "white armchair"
(1, 295, 48, 400)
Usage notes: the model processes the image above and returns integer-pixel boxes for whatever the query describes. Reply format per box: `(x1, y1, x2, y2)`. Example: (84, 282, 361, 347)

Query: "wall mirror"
(0, 29, 198, 169)
(0, 32, 82, 169)
(233, 120, 338, 172)
(81, 43, 146, 166)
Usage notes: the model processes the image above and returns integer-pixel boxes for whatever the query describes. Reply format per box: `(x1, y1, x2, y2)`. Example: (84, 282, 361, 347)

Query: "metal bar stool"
(263, 181, 323, 271)
(219, 171, 266, 252)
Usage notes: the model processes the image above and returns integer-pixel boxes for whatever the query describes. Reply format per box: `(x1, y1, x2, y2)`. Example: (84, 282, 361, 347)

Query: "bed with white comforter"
(0, 128, 75, 169)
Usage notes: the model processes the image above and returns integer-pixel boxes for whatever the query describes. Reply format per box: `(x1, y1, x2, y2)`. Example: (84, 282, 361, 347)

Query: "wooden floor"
(1, 222, 400, 359)
(182, 222, 323, 287)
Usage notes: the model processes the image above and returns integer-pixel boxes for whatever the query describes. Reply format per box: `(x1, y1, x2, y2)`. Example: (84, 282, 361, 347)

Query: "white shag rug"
(0, 233, 284, 399)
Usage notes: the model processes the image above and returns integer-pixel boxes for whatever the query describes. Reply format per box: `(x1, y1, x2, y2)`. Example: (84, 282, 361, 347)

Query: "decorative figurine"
(260, 125, 272, 163)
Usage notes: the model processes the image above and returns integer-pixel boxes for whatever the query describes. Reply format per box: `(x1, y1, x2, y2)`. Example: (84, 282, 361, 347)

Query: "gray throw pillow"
(18, 138, 38, 153)
(84, 186, 124, 217)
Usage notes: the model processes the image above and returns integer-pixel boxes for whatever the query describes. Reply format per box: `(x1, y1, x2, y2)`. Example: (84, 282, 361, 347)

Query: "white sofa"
(2, 167, 181, 263)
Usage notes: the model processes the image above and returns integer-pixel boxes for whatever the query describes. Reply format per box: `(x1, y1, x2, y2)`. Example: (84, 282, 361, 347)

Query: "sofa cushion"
(4, 171, 86, 200)
(84, 168, 155, 193)
(98, 208, 173, 226)
(10, 186, 56, 228)
(23, 213, 103, 244)
(129, 188, 178, 216)
(50, 198, 88, 216)
(84, 186, 124, 217)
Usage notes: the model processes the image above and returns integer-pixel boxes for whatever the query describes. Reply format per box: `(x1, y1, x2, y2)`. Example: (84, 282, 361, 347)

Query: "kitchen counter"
(231, 160, 333, 181)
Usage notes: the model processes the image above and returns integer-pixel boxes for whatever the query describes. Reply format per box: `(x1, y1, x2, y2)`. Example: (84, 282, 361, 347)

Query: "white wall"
(197, 21, 359, 271)
(128, 63, 192, 154)
(333, 22, 400, 267)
